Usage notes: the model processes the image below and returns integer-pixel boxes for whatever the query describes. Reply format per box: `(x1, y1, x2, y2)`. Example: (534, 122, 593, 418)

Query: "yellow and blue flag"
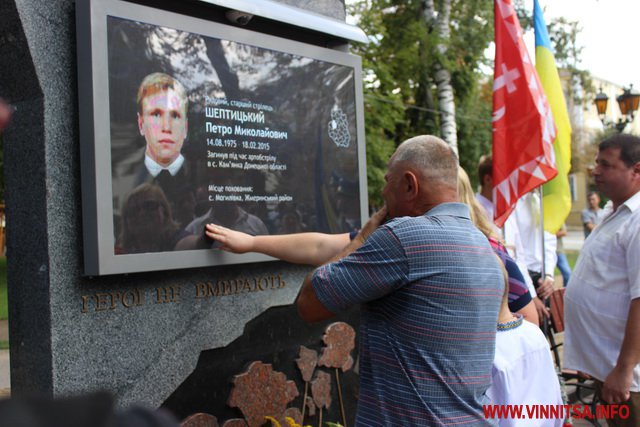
(534, 0, 572, 234)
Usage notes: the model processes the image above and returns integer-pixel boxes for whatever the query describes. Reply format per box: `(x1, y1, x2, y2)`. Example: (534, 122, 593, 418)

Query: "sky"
(526, 0, 640, 90)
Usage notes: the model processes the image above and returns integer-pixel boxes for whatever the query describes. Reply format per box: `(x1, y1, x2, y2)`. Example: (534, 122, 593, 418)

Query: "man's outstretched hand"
(205, 224, 253, 253)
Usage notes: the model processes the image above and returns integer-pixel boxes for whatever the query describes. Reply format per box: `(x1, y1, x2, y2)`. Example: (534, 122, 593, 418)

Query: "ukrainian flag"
(535, 0, 572, 234)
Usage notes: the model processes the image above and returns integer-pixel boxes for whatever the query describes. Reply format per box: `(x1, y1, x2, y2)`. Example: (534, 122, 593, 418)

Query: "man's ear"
(632, 161, 640, 179)
(403, 171, 420, 200)
(137, 113, 144, 136)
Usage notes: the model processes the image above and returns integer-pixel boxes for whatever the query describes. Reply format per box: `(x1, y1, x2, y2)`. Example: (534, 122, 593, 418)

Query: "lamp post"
(594, 84, 640, 132)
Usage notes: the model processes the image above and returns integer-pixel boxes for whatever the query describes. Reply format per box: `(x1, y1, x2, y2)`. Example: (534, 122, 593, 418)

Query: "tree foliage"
(350, 0, 593, 198)
(348, 0, 494, 196)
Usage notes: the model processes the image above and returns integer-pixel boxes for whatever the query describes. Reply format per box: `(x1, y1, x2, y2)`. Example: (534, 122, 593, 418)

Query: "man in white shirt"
(581, 191, 606, 238)
(476, 155, 555, 321)
(510, 192, 557, 296)
(564, 134, 640, 427)
(477, 156, 534, 289)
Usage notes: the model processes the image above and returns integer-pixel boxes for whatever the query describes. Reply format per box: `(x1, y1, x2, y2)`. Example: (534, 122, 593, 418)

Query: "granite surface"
(2, 0, 350, 410)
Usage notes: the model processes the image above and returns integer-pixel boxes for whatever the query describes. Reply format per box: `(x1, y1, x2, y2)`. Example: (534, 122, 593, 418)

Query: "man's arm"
(205, 226, 351, 266)
(582, 210, 597, 231)
(543, 230, 558, 279)
(604, 221, 640, 403)
(517, 300, 539, 325)
(534, 231, 557, 300)
(602, 298, 640, 403)
(504, 215, 537, 296)
(297, 277, 338, 323)
(297, 207, 389, 322)
(206, 207, 389, 267)
(532, 297, 550, 324)
(297, 235, 366, 322)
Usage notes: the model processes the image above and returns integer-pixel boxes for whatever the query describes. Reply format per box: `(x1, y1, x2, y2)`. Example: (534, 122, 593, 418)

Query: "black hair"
(599, 134, 640, 167)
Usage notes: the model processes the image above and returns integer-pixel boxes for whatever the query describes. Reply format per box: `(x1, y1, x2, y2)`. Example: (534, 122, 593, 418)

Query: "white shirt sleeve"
(621, 211, 640, 299)
(519, 260, 537, 296)
(543, 230, 557, 277)
(503, 213, 536, 295)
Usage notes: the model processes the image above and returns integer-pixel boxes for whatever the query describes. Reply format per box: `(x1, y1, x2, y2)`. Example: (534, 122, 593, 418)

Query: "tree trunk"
(423, 0, 458, 154)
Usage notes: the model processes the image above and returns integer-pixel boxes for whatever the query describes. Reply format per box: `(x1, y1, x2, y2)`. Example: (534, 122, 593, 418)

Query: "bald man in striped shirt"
(298, 135, 504, 426)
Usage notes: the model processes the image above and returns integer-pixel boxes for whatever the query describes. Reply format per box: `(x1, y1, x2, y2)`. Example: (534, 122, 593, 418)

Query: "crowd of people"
(206, 133, 640, 427)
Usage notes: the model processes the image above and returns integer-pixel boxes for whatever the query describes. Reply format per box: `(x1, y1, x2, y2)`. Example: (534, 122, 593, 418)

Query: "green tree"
(350, 0, 594, 199)
(546, 17, 595, 174)
(424, 0, 457, 151)
(349, 0, 495, 196)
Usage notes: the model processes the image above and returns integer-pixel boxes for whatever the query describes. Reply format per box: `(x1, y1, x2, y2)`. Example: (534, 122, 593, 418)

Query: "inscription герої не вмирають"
(80, 274, 286, 313)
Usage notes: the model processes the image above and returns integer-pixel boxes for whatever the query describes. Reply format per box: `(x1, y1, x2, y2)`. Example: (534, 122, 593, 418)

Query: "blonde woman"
(458, 167, 538, 324)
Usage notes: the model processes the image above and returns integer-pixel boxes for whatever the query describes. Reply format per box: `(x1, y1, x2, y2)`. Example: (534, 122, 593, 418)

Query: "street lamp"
(594, 84, 640, 132)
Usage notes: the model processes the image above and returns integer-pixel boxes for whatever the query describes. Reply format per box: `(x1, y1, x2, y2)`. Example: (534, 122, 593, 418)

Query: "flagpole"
(539, 186, 546, 279)
(538, 186, 551, 339)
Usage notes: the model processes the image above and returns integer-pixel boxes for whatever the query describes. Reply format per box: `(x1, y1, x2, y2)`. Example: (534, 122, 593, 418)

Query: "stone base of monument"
(163, 305, 360, 427)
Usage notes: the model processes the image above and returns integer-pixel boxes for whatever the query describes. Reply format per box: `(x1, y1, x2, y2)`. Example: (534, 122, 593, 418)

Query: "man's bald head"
(392, 135, 459, 190)
(383, 135, 459, 217)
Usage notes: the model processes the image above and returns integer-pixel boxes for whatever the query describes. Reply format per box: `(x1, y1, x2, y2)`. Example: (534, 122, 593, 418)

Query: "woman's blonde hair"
(457, 166, 499, 240)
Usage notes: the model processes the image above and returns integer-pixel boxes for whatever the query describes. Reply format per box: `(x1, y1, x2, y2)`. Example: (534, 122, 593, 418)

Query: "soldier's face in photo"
(138, 88, 188, 166)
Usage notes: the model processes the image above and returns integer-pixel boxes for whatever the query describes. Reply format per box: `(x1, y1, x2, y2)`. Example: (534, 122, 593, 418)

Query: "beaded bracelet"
(497, 313, 524, 331)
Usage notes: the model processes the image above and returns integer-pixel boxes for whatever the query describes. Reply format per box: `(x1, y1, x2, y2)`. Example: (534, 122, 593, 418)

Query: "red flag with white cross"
(492, 0, 557, 227)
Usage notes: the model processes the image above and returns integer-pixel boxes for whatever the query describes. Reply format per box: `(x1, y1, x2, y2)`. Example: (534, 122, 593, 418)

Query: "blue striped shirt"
(312, 203, 503, 426)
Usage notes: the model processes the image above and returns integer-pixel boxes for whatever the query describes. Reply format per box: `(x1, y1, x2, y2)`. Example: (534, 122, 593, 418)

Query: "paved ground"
(0, 351, 8, 397)
(564, 226, 585, 252)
